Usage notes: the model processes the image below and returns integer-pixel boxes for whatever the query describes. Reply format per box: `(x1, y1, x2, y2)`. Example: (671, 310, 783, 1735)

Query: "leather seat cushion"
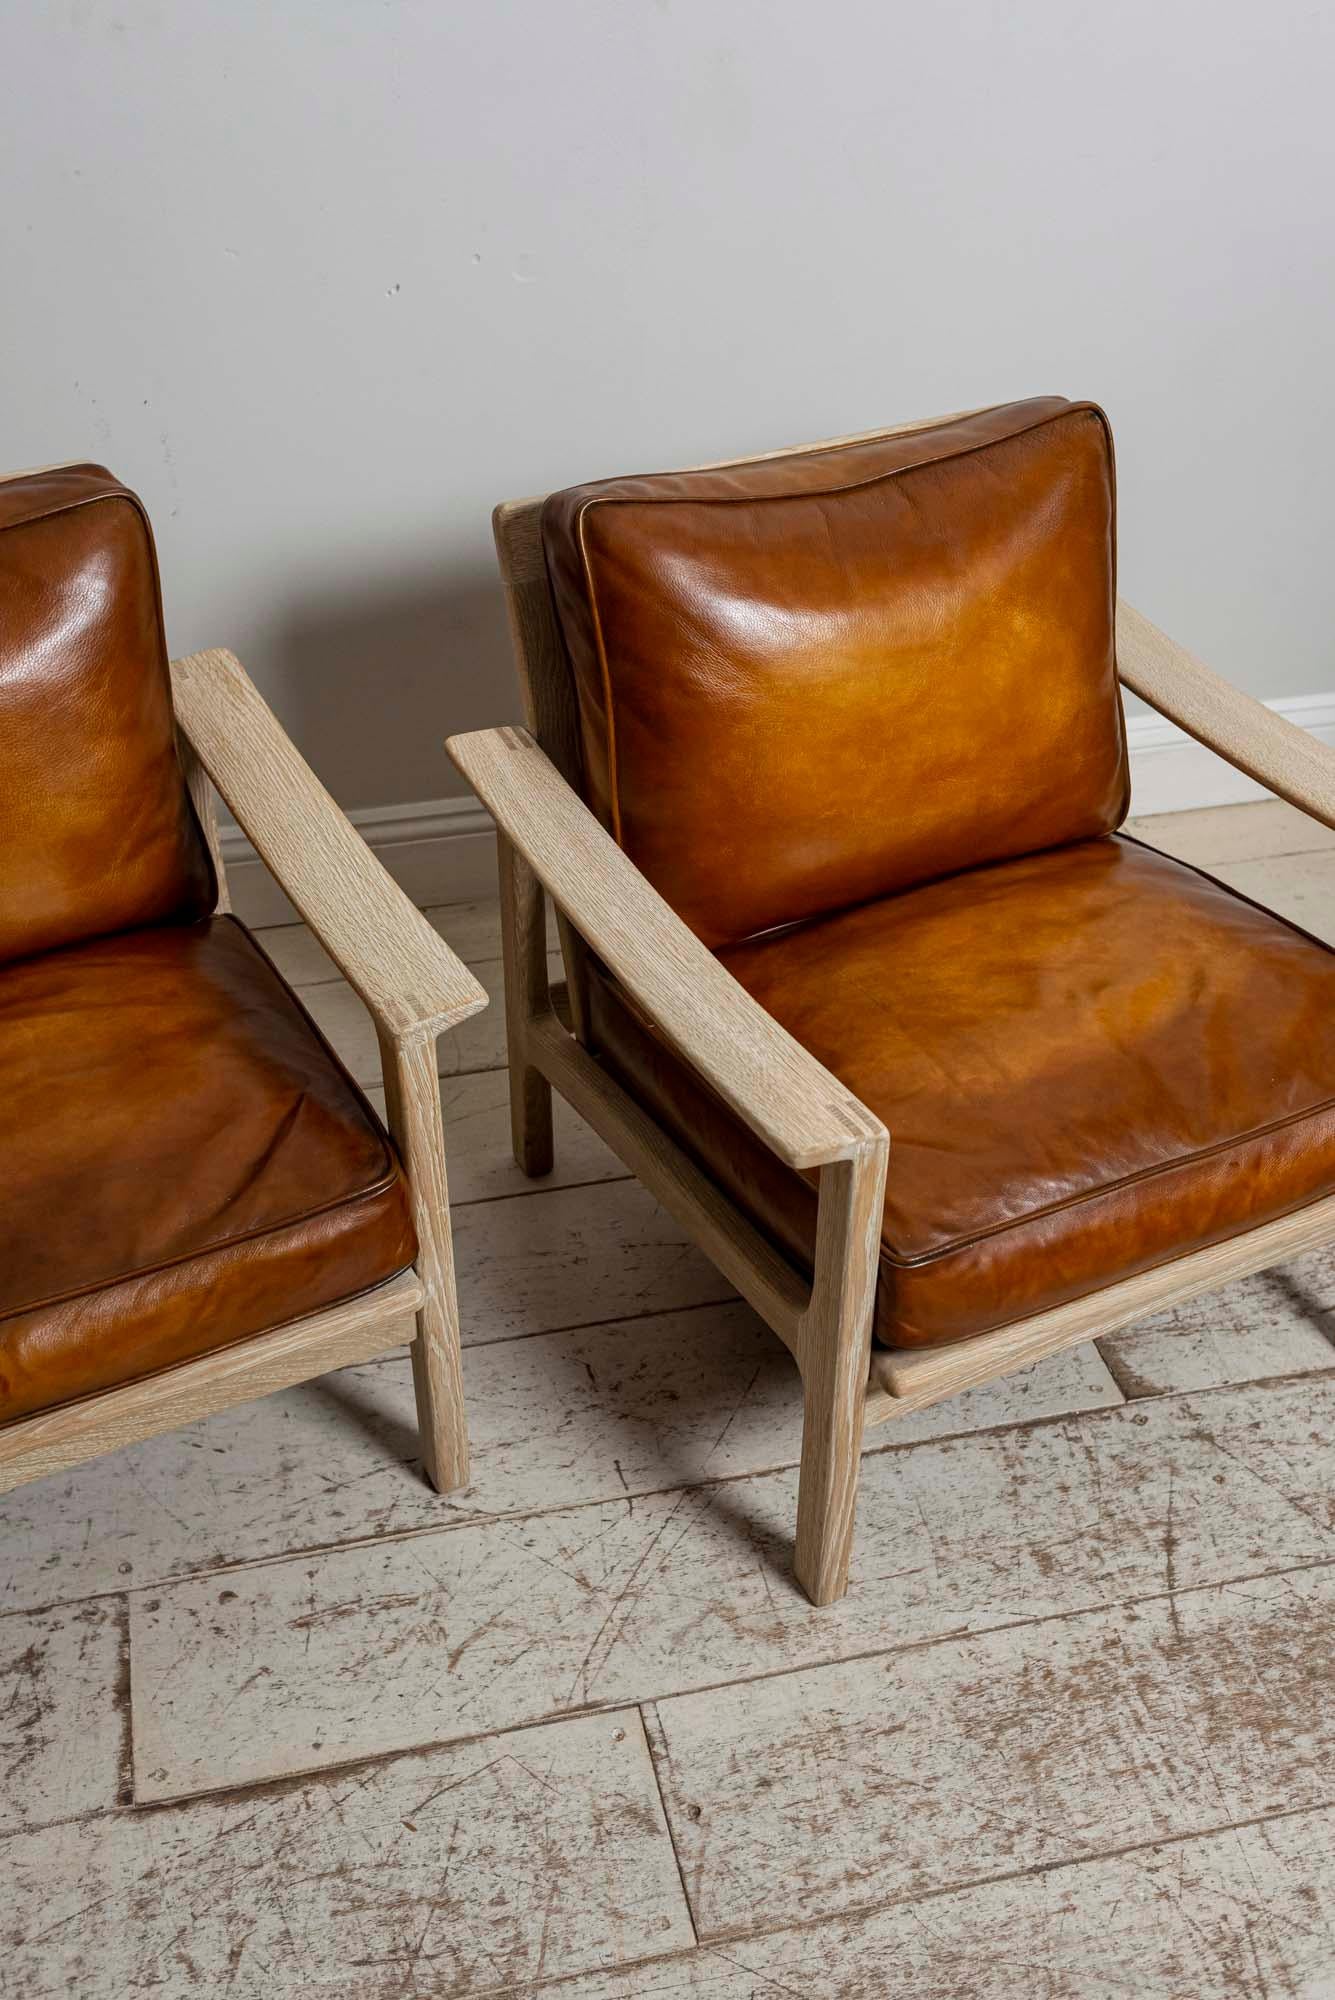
(584, 837, 1335, 1347)
(0, 917, 416, 1422)
(542, 398, 1127, 947)
(0, 466, 215, 966)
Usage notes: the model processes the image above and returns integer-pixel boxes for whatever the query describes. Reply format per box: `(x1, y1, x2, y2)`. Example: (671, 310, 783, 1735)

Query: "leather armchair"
(450, 398, 1335, 1606)
(0, 464, 486, 1497)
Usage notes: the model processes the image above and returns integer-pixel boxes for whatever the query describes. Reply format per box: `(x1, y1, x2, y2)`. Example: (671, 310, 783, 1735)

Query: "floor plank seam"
(448, 1168, 633, 1212)
(119, 1543, 1335, 1819)
(645, 1792, 1335, 1963)
(114, 1594, 134, 1809)
(639, 1701, 700, 1947)
(458, 1291, 741, 1354)
(111, 1695, 638, 1818)
(5, 1357, 1333, 1625)
(331, 1790, 1335, 2000)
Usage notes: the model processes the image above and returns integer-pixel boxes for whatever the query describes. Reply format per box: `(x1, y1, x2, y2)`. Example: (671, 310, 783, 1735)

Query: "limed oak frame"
(0, 643, 487, 1499)
(450, 408, 1335, 1607)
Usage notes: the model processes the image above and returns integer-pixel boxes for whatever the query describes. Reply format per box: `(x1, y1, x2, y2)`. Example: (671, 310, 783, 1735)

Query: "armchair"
(451, 398, 1335, 1606)
(0, 464, 485, 1498)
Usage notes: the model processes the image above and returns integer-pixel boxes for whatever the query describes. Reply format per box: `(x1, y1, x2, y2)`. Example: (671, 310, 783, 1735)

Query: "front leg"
(794, 1141, 887, 1605)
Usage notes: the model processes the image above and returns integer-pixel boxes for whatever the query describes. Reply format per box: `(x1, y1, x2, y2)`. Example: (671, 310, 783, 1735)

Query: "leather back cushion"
(0, 466, 214, 964)
(542, 398, 1128, 947)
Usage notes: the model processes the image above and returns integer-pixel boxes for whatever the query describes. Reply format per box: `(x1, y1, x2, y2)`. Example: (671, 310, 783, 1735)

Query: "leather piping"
(568, 401, 1124, 902)
(0, 1266, 415, 1434)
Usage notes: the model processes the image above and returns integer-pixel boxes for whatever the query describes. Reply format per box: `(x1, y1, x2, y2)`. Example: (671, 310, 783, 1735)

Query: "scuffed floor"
(5, 798, 1335, 1997)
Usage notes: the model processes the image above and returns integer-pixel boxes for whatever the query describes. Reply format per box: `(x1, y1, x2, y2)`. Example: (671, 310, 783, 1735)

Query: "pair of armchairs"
(5, 400, 1335, 1610)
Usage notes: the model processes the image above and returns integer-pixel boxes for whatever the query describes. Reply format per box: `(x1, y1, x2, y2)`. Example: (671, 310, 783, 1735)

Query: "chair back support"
(0, 466, 214, 964)
(501, 398, 1127, 951)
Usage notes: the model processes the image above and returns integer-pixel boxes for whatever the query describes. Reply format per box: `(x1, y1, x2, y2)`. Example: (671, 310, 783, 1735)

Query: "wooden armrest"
(1117, 598, 1335, 830)
(171, 648, 487, 1043)
(446, 725, 887, 1172)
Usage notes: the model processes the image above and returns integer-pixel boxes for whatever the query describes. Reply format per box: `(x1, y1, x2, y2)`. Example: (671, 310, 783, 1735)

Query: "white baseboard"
(221, 693, 1335, 927)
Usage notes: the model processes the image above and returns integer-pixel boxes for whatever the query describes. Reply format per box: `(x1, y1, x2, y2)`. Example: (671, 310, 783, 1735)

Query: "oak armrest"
(172, 648, 486, 1043)
(1117, 599, 1335, 830)
(446, 725, 886, 1172)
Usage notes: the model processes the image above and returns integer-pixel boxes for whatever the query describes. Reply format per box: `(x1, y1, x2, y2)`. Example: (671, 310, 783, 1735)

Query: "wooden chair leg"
(794, 1144, 886, 1605)
(378, 1029, 470, 1493)
(498, 830, 555, 1177)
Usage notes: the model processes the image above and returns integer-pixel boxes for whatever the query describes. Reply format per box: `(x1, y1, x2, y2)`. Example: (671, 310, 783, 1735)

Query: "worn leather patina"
(0, 465, 216, 965)
(543, 399, 1127, 948)
(585, 837, 1335, 1347)
(0, 469, 415, 1421)
(543, 404, 1335, 1348)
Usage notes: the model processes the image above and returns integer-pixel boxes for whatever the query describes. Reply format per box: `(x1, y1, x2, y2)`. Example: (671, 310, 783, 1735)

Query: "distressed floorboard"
(452, 1177, 734, 1346)
(0, 1599, 125, 1834)
(1097, 1242, 1335, 1397)
(504, 1807, 1335, 1998)
(12, 808, 1335, 1994)
(130, 1373, 1335, 1800)
(3, 1710, 691, 1998)
(0, 1317, 1117, 1620)
(652, 1566, 1335, 1934)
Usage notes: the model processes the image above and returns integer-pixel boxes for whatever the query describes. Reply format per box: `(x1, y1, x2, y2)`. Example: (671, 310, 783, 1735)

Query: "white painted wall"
(4, 1, 1334, 818)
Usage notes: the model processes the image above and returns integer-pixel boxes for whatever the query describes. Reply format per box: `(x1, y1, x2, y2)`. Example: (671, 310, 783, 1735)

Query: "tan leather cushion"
(543, 399, 1127, 947)
(585, 838, 1335, 1347)
(0, 465, 214, 965)
(0, 918, 416, 1421)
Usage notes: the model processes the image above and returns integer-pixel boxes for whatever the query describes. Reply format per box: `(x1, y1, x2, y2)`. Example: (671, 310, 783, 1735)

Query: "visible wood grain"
(793, 1143, 886, 1605)
(469, 1808, 1335, 1999)
(653, 1565, 1335, 1935)
(378, 1031, 469, 1492)
(868, 1189, 1335, 1416)
(450, 727, 884, 1174)
(298, 949, 559, 1087)
(128, 1372, 1335, 1798)
(171, 646, 487, 1041)
(1117, 597, 1335, 828)
(0, 1326, 1119, 1620)
(1, 650, 485, 1504)
(365, 1067, 626, 1205)
(254, 893, 533, 987)
(0, 1599, 124, 1834)
(477, 451, 1335, 1607)
(0, 1274, 422, 1494)
(7, 1710, 692, 1998)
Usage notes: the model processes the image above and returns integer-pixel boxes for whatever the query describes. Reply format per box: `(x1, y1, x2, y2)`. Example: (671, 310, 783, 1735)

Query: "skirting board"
(221, 694, 1335, 928)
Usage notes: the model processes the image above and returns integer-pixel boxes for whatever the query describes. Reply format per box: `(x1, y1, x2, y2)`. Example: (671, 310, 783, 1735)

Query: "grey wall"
(4, 0, 1334, 810)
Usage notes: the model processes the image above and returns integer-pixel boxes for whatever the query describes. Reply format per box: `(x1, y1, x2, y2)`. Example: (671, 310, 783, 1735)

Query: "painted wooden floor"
(5, 798, 1335, 1997)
